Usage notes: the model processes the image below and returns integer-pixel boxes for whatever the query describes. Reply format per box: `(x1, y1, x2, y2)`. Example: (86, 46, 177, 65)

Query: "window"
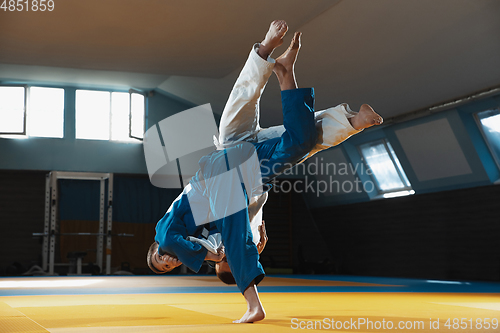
(110, 92, 130, 141)
(76, 90, 145, 141)
(476, 109, 500, 169)
(76, 90, 110, 140)
(0, 86, 144, 141)
(359, 139, 414, 198)
(29, 87, 64, 138)
(0, 86, 25, 134)
(0, 86, 64, 138)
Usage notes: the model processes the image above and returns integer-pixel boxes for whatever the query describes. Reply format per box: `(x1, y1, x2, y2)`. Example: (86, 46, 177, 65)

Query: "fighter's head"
(215, 256, 236, 285)
(147, 242, 178, 274)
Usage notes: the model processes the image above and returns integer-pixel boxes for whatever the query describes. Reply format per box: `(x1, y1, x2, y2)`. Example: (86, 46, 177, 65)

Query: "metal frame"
(474, 108, 500, 171)
(128, 89, 145, 141)
(41, 171, 114, 275)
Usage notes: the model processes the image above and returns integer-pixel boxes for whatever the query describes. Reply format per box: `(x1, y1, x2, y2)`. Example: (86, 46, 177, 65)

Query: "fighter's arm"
(157, 244, 224, 271)
(256, 220, 268, 254)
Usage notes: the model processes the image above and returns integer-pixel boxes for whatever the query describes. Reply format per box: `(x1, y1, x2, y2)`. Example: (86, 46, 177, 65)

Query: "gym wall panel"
(0, 170, 181, 275)
(59, 220, 99, 267)
(386, 109, 492, 193)
(261, 182, 332, 273)
(394, 118, 472, 181)
(58, 220, 156, 273)
(110, 221, 156, 273)
(311, 184, 500, 281)
(0, 170, 46, 271)
(306, 148, 364, 197)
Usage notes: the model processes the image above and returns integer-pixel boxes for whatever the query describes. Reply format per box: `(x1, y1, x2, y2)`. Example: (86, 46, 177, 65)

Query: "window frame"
(474, 108, 500, 171)
(0, 84, 28, 136)
(128, 89, 145, 141)
(75, 88, 146, 142)
(1, 84, 146, 141)
(357, 139, 413, 195)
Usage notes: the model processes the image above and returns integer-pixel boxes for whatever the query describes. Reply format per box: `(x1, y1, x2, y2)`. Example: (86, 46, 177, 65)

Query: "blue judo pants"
(201, 88, 317, 293)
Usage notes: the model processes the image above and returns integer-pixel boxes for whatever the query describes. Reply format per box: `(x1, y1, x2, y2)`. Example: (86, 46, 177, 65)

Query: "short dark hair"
(215, 260, 236, 285)
(147, 242, 166, 274)
(216, 270, 236, 285)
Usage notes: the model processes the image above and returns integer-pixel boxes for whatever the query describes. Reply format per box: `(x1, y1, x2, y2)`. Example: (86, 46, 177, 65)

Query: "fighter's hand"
(205, 246, 225, 262)
(159, 253, 182, 270)
(257, 220, 268, 254)
(152, 250, 182, 273)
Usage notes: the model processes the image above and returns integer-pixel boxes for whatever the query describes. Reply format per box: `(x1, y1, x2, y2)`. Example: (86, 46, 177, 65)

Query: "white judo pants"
(216, 44, 362, 245)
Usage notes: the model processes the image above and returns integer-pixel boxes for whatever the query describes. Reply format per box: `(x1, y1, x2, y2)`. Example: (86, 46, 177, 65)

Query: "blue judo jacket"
(155, 88, 317, 292)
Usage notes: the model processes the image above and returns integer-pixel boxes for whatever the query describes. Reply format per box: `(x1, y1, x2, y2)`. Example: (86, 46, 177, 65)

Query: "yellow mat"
(1, 276, 499, 332)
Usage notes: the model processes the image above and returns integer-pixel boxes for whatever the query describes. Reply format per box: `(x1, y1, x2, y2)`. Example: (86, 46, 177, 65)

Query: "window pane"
(110, 92, 130, 141)
(29, 87, 64, 138)
(0, 87, 25, 133)
(387, 141, 411, 187)
(130, 93, 144, 139)
(360, 141, 407, 192)
(477, 109, 500, 167)
(76, 90, 110, 140)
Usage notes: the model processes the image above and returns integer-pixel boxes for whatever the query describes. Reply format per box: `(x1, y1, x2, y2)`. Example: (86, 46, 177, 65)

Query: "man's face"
(151, 249, 177, 273)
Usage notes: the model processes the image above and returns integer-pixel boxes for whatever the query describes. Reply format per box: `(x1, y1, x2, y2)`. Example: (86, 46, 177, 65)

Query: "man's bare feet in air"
(349, 104, 384, 130)
(257, 20, 288, 60)
(273, 31, 301, 91)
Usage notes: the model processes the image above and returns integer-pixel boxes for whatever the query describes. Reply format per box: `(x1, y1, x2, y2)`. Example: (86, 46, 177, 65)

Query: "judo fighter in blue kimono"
(147, 20, 383, 323)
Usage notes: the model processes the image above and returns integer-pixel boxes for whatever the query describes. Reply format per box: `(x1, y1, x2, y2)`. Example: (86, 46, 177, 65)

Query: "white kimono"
(215, 43, 362, 245)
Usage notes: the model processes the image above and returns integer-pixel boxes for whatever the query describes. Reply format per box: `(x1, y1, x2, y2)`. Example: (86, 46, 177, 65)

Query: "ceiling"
(1, 0, 499, 127)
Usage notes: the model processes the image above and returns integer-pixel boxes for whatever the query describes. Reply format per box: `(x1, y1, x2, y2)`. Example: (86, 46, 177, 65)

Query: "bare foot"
(349, 104, 384, 130)
(273, 31, 301, 90)
(233, 282, 266, 323)
(233, 307, 266, 323)
(258, 20, 288, 60)
(274, 31, 301, 76)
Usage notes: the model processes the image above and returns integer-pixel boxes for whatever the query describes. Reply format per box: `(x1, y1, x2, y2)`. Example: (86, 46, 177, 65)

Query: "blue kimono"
(155, 88, 316, 293)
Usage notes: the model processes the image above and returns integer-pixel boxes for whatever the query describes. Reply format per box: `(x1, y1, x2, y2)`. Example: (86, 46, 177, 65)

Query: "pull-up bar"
(40, 171, 115, 275)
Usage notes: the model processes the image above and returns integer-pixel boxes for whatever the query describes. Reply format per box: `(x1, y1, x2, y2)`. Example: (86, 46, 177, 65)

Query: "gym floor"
(1, 275, 499, 332)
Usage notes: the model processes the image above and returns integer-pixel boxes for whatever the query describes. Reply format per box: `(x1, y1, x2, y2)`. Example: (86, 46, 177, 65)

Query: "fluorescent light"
(426, 280, 470, 285)
(383, 190, 415, 198)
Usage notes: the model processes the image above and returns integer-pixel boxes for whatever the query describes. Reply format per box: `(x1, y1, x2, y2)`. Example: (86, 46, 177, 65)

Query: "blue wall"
(0, 87, 195, 174)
